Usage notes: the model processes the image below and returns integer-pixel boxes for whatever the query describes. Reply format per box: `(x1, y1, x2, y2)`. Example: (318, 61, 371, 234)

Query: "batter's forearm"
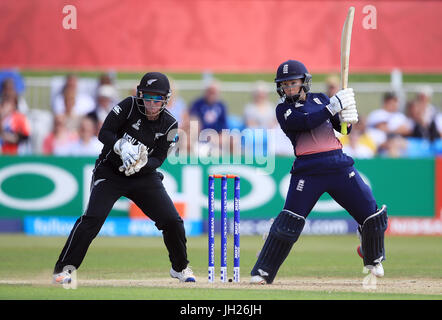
(280, 108, 331, 131)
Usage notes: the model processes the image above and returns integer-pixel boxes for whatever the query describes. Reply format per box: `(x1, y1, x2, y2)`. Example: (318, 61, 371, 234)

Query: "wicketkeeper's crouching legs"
(54, 215, 107, 273)
(132, 183, 194, 282)
(129, 181, 190, 273)
(54, 175, 121, 274)
(155, 217, 189, 272)
(251, 210, 305, 284)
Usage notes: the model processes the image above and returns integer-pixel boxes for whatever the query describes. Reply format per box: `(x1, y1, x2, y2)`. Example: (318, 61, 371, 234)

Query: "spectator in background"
(378, 134, 408, 158)
(189, 80, 229, 156)
(243, 81, 280, 157)
(0, 78, 29, 113)
(325, 75, 340, 98)
(87, 84, 118, 133)
(367, 92, 409, 135)
(97, 72, 114, 88)
(243, 81, 277, 130)
(166, 79, 190, 155)
(42, 114, 78, 155)
(52, 74, 77, 111)
(341, 117, 376, 158)
(52, 74, 95, 118)
(0, 96, 31, 154)
(366, 92, 410, 152)
(189, 80, 228, 133)
(94, 72, 119, 105)
(168, 79, 188, 127)
(405, 99, 440, 141)
(414, 85, 442, 139)
(60, 86, 82, 132)
(67, 116, 103, 156)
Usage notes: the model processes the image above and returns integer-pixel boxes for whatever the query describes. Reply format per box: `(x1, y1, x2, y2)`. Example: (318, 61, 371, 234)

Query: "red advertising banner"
(0, 0, 441, 73)
(387, 218, 442, 236)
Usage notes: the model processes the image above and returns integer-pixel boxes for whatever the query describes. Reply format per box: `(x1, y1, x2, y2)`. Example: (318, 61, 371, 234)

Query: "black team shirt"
(95, 96, 178, 176)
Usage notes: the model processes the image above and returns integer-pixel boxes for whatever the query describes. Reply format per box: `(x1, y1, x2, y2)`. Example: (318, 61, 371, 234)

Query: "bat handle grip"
(340, 84, 348, 135)
(341, 122, 348, 135)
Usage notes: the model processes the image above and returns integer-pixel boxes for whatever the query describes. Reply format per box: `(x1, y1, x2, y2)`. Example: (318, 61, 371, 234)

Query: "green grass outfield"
(0, 234, 441, 300)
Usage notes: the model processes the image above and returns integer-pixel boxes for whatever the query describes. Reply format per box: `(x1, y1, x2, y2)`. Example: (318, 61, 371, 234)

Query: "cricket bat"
(340, 6, 355, 135)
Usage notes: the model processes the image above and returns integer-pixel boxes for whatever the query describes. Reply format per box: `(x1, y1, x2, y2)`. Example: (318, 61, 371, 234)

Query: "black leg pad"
(361, 205, 388, 266)
(251, 210, 305, 283)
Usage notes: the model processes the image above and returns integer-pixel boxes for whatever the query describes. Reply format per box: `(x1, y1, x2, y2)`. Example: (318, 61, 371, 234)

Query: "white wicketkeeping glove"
(117, 143, 148, 176)
(339, 104, 359, 124)
(114, 138, 141, 173)
(132, 144, 148, 173)
(327, 88, 355, 116)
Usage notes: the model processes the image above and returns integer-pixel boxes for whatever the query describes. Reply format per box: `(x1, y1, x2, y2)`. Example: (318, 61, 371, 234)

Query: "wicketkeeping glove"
(327, 88, 355, 116)
(117, 144, 149, 176)
(114, 138, 142, 172)
(133, 145, 148, 173)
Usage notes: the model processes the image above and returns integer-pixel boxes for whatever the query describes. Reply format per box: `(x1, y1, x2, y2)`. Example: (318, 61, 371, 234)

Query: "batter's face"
(281, 79, 303, 97)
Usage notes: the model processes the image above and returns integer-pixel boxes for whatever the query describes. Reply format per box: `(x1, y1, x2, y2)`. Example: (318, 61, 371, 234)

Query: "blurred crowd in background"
(1, 70, 441, 159)
(324, 76, 442, 158)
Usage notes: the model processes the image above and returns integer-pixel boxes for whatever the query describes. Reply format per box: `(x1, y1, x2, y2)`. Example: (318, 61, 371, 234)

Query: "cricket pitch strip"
(1, 277, 441, 295)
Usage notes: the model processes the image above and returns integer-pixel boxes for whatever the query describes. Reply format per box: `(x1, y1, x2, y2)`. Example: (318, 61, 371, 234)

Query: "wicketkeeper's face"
(142, 93, 165, 116)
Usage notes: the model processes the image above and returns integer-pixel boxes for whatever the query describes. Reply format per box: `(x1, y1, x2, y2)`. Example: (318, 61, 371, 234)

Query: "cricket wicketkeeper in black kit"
(53, 72, 196, 283)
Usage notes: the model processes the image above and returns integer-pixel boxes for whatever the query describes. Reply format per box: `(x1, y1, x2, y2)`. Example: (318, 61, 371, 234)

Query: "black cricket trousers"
(54, 165, 189, 274)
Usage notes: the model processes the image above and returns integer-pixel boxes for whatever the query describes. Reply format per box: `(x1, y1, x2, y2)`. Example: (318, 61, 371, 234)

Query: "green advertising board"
(354, 158, 434, 218)
(0, 156, 435, 219)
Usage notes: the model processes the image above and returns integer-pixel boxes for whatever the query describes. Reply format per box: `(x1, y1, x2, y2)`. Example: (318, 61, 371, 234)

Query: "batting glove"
(327, 88, 355, 116)
(339, 104, 359, 124)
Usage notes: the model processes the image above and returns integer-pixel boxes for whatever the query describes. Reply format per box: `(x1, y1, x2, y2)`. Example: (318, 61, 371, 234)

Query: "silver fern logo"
(132, 119, 141, 130)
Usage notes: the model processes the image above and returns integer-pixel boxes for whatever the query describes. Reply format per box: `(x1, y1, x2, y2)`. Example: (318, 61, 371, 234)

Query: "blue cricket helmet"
(275, 60, 312, 103)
